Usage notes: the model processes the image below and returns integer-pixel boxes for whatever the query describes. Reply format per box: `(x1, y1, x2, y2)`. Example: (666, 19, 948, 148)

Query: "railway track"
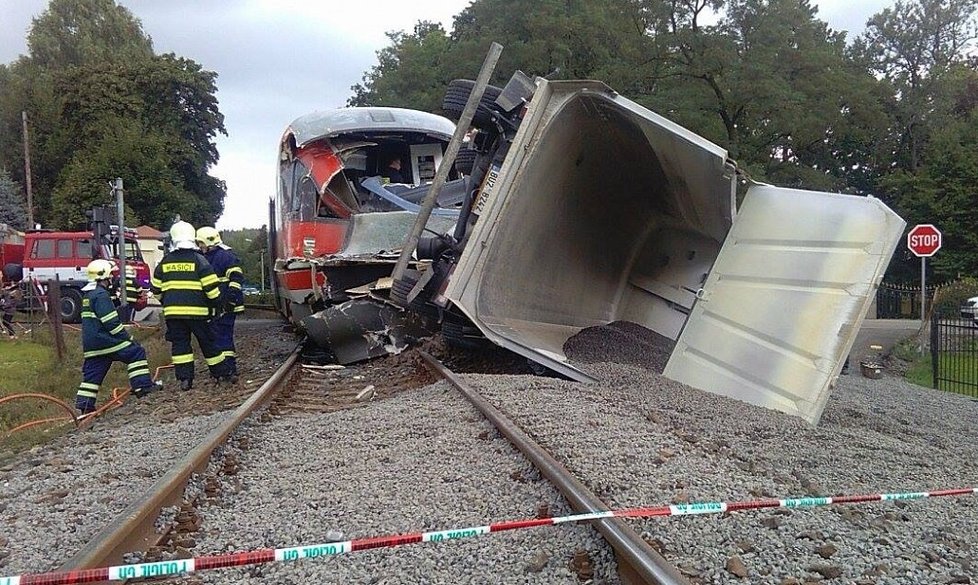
(1, 336, 689, 584)
(3, 326, 978, 583)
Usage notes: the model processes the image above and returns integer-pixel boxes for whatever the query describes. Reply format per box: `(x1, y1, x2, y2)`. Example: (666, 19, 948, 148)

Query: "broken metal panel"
(339, 211, 457, 257)
(663, 185, 906, 425)
(286, 107, 455, 148)
(301, 298, 433, 364)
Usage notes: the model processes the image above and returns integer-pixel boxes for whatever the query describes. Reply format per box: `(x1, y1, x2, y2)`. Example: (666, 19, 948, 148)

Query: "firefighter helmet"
(169, 221, 197, 245)
(196, 226, 222, 247)
(86, 259, 115, 282)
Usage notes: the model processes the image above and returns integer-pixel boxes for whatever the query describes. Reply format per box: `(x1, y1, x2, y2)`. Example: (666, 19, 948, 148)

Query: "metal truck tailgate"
(662, 185, 906, 424)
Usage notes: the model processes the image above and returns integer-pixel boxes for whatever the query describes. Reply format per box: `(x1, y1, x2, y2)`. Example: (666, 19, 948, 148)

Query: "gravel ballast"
(168, 382, 618, 584)
(463, 361, 978, 584)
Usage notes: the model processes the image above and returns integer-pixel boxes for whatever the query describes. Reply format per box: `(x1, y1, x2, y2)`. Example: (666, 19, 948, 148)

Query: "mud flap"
(301, 298, 434, 365)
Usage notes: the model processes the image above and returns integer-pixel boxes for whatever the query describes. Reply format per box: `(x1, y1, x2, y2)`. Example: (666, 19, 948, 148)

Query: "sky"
(1, 0, 892, 230)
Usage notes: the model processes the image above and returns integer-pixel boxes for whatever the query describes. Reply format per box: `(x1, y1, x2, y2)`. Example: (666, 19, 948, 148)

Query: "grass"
(891, 337, 978, 396)
(0, 315, 169, 456)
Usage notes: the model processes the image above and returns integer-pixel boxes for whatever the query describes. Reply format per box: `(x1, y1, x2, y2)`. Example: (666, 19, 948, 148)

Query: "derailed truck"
(395, 74, 905, 425)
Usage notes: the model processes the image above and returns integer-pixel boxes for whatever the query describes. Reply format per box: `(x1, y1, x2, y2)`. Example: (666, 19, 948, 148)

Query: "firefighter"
(151, 221, 232, 391)
(75, 259, 161, 415)
(112, 264, 147, 323)
(196, 226, 243, 381)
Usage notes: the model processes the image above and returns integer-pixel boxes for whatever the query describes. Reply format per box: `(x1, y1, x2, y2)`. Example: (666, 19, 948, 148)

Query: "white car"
(961, 296, 978, 320)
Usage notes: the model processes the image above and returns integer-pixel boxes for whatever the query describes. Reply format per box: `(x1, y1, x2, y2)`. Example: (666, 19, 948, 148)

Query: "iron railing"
(930, 312, 978, 397)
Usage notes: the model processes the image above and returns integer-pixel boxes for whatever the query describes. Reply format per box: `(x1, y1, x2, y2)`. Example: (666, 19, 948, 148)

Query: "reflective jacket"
(150, 249, 222, 319)
(204, 246, 245, 313)
(81, 285, 132, 357)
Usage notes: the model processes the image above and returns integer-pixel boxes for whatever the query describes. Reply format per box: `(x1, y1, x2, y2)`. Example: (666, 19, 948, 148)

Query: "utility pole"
(21, 111, 34, 227)
(112, 178, 127, 311)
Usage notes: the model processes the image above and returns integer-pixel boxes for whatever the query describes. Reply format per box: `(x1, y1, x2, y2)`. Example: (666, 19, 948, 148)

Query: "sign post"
(907, 224, 942, 327)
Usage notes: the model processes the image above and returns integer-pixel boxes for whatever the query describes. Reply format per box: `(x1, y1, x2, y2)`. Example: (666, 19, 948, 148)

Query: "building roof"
(136, 225, 163, 239)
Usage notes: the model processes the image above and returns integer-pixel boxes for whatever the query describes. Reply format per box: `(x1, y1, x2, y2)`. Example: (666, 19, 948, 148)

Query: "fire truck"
(1, 208, 151, 323)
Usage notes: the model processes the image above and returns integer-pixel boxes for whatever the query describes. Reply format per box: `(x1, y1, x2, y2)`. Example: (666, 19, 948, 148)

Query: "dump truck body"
(441, 79, 905, 424)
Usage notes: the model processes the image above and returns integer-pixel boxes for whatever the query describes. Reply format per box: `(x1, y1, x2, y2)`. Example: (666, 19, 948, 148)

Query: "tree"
(642, 0, 886, 192)
(349, 0, 652, 111)
(0, 169, 28, 230)
(0, 0, 227, 230)
(854, 0, 978, 173)
(26, 0, 153, 69)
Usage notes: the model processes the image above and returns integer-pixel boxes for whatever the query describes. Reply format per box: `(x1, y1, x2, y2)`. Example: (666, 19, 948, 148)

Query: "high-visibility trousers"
(210, 312, 237, 375)
(76, 343, 153, 409)
(165, 319, 229, 381)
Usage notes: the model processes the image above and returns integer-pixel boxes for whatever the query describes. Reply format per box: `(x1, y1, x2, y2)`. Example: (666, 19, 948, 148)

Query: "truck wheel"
(391, 271, 438, 319)
(442, 315, 490, 351)
(442, 79, 504, 130)
(3, 263, 22, 283)
(455, 146, 477, 175)
(60, 288, 83, 324)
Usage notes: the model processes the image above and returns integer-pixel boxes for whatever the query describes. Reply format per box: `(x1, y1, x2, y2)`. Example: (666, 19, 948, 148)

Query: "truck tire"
(391, 271, 438, 319)
(454, 146, 477, 175)
(3, 263, 22, 283)
(442, 79, 504, 130)
(442, 314, 490, 351)
(60, 287, 83, 324)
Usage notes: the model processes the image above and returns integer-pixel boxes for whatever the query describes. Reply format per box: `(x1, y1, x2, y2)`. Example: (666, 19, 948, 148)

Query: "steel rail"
(419, 351, 689, 585)
(58, 346, 301, 577)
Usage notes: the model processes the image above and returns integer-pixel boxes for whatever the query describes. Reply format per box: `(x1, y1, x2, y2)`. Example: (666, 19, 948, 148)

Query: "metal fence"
(930, 312, 978, 397)
(876, 283, 936, 319)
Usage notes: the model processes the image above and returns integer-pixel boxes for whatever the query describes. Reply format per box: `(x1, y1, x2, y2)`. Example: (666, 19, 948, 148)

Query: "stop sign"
(907, 224, 942, 257)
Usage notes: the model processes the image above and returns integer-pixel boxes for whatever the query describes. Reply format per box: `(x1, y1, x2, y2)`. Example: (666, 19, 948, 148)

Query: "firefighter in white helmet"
(150, 220, 231, 391)
(75, 259, 161, 415)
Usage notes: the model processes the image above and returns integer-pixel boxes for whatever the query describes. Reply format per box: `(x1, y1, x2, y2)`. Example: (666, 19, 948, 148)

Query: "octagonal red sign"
(907, 224, 942, 257)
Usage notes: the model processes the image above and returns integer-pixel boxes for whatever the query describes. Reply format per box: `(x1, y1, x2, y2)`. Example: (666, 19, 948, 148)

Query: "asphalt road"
(850, 318, 921, 364)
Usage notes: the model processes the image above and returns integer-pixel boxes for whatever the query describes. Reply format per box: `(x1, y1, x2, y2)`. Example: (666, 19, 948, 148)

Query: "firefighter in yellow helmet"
(196, 226, 243, 381)
(150, 221, 231, 391)
(75, 259, 161, 414)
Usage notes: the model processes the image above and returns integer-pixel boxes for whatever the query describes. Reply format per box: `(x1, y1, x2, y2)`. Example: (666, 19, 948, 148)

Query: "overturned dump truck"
(270, 107, 467, 362)
(399, 77, 905, 425)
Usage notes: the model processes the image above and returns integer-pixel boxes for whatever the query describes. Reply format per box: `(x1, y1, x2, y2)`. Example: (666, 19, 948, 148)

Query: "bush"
(931, 277, 978, 315)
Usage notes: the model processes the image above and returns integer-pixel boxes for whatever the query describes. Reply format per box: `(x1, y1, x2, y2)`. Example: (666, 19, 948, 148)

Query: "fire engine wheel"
(455, 146, 477, 176)
(2, 263, 22, 283)
(442, 79, 504, 130)
(60, 288, 83, 324)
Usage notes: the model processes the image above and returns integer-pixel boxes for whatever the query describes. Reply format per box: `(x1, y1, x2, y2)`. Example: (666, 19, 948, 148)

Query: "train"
(268, 105, 471, 362)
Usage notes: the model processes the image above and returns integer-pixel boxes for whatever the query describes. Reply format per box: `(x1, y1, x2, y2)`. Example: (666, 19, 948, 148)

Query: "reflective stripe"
(221, 351, 237, 358)
(205, 354, 226, 366)
(81, 311, 97, 319)
(76, 389, 98, 398)
(200, 274, 220, 287)
(151, 276, 163, 288)
(228, 282, 242, 289)
(79, 382, 100, 391)
(162, 306, 211, 317)
(218, 276, 230, 283)
(233, 305, 245, 313)
(109, 324, 126, 335)
(171, 353, 195, 365)
(205, 288, 220, 299)
(83, 340, 131, 358)
(128, 368, 150, 379)
(100, 311, 119, 323)
(226, 267, 243, 275)
(161, 281, 203, 291)
(128, 360, 148, 370)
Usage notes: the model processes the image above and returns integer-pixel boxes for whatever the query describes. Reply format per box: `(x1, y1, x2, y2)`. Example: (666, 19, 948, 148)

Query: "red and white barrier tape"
(3, 486, 975, 584)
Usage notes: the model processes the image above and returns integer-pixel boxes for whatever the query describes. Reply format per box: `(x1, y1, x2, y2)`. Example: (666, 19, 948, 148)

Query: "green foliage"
(0, 169, 28, 229)
(26, 0, 153, 68)
(0, 0, 226, 231)
(220, 228, 269, 290)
